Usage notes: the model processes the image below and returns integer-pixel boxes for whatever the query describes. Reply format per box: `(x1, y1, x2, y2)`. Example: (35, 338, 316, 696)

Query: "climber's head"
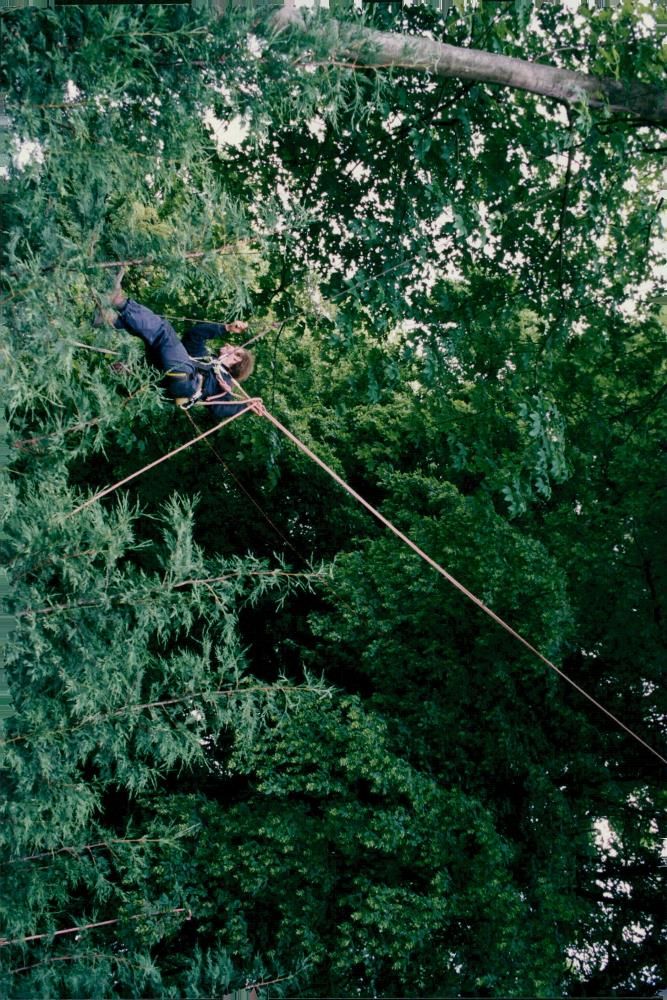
(219, 344, 254, 383)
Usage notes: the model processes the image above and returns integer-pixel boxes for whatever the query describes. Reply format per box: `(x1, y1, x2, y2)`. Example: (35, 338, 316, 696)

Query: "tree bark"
(270, 5, 667, 126)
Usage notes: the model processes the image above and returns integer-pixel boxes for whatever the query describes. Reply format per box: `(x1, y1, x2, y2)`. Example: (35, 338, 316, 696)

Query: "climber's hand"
(225, 321, 249, 336)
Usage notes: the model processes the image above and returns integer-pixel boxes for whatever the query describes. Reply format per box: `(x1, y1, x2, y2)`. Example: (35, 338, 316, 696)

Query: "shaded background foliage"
(0, 1, 665, 996)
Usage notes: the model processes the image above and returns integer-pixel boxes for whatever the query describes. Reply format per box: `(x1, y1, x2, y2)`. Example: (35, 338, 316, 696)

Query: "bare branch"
(272, 9, 667, 126)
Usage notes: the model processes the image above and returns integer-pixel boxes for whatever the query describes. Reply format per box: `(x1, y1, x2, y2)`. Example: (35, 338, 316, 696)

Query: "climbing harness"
(174, 373, 204, 410)
(210, 356, 236, 394)
(173, 357, 239, 410)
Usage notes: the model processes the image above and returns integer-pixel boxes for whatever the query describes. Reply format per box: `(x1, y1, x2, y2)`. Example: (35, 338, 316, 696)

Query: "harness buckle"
(175, 373, 204, 410)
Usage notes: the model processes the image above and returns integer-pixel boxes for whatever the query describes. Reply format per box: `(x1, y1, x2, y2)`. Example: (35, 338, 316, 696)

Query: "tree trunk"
(270, 5, 667, 126)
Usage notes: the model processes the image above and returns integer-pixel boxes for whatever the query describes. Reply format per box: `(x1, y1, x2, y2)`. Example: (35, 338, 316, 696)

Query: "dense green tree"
(1, 2, 665, 996)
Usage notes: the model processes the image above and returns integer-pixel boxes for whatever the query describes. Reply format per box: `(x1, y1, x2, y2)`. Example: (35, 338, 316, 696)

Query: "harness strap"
(173, 358, 233, 409)
(174, 372, 204, 410)
(211, 357, 232, 391)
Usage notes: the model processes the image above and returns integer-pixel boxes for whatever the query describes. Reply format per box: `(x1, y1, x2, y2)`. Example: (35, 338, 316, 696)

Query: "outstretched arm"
(183, 320, 248, 357)
(186, 321, 228, 340)
(186, 320, 248, 338)
(182, 321, 225, 358)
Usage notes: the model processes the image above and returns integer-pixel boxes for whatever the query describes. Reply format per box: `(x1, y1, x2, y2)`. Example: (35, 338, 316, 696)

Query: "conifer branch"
(2, 831, 196, 866)
(9, 950, 141, 977)
(0, 906, 190, 948)
(12, 421, 102, 450)
(13, 386, 148, 450)
(88, 245, 262, 271)
(172, 569, 326, 589)
(15, 570, 324, 617)
(15, 598, 101, 617)
(87, 685, 322, 724)
(0, 685, 329, 747)
(67, 340, 120, 357)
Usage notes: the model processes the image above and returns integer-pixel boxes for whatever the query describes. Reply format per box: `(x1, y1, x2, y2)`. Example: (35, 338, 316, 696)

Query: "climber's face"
(218, 343, 254, 382)
(219, 345, 245, 369)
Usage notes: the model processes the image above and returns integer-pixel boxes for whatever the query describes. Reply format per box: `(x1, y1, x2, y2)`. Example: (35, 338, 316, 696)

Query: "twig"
(86, 245, 261, 271)
(173, 569, 324, 588)
(555, 141, 575, 300)
(67, 340, 120, 357)
(0, 905, 190, 948)
(183, 408, 304, 561)
(9, 950, 141, 977)
(2, 836, 173, 867)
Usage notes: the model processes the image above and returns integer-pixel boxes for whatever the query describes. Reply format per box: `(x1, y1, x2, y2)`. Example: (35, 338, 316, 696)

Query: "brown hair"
(227, 348, 254, 383)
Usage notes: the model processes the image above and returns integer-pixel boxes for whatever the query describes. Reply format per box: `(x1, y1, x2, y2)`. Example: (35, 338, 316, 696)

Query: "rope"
(241, 324, 281, 349)
(237, 254, 425, 353)
(158, 318, 280, 346)
(84, 248, 263, 271)
(60, 355, 666, 764)
(71, 242, 426, 362)
(65, 406, 252, 519)
(182, 408, 305, 562)
(243, 399, 666, 767)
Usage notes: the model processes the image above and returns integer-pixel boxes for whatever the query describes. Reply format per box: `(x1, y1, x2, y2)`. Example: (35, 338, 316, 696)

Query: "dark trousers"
(115, 299, 220, 400)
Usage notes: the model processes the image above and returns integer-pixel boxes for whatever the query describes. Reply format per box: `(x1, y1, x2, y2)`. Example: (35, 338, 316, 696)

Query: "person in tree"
(95, 270, 255, 419)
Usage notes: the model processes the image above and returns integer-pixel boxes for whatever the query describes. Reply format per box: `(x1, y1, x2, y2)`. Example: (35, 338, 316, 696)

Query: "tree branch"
(0, 906, 189, 948)
(271, 8, 667, 126)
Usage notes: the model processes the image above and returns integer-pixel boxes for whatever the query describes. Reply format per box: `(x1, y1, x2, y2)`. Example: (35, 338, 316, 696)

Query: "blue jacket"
(114, 302, 251, 420)
(183, 322, 249, 420)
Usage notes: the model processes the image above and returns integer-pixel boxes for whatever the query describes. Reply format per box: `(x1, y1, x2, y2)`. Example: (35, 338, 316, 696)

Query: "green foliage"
(1, 2, 665, 997)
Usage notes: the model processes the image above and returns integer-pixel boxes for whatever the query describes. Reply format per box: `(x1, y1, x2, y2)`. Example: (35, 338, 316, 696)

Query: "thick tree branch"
(271, 7, 667, 126)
